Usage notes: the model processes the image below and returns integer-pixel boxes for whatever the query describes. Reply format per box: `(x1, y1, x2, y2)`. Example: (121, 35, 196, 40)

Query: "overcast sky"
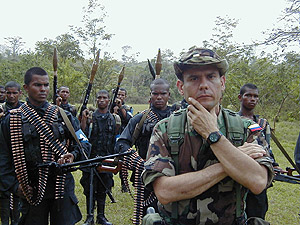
(0, 0, 289, 61)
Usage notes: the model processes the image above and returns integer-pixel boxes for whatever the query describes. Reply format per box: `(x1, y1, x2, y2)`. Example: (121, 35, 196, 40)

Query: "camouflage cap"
(174, 47, 229, 80)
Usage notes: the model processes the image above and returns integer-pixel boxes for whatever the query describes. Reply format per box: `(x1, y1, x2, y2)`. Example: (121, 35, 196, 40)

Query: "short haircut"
(150, 78, 170, 91)
(239, 83, 259, 95)
(24, 67, 48, 85)
(58, 86, 69, 92)
(5, 81, 21, 91)
(119, 88, 127, 95)
(97, 90, 109, 98)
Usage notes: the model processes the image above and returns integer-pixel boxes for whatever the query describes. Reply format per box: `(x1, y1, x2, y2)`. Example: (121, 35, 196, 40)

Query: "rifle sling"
(270, 130, 300, 174)
(58, 107, 88, 160)
(132, 109, 150, 145)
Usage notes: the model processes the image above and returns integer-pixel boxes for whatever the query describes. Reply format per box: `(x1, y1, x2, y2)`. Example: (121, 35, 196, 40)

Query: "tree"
(4, 36, 25, 60)
(70, 0, 113, 58)
(262, 0, 300, 48)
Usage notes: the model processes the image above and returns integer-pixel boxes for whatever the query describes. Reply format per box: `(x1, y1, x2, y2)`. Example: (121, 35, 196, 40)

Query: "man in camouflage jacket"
(142, 48, 274, 225)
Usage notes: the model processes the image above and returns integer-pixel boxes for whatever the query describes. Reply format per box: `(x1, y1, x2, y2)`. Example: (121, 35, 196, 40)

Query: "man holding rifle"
(0, 67, 90, 225)
(80, 90, 121, 225)
(56, 86, 77, 117)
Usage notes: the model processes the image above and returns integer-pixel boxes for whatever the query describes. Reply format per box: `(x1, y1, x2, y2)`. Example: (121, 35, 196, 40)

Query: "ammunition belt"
(121, 149, 157, 225)
(10, 103, 68, 206)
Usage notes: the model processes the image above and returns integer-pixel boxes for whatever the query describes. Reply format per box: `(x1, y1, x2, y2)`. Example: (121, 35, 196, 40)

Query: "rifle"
(271, 130, 300, 174)
(78, 49, 100, 121)
(52, 48, 58, 104)
(38, 150, 132, 203)
(109, 66, 125, 113)
(38, 151, 130, 175)
(274, 168, 300, 184)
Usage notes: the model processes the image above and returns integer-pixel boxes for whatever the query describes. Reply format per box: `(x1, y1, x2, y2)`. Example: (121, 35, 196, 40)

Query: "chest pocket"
(22, 118, 42, 163)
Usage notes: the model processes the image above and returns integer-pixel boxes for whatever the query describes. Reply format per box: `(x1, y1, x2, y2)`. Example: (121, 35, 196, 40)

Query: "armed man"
(142, 48, 274, 225)
(80, 90, 121, 225)
(0, 67, 91, 225)
(0, 81, 24, 225)
(112, 87, 133, 192)
(115, 78, 176, 215)
(56, 86, 77, 117)
(238, 83, 281, 219)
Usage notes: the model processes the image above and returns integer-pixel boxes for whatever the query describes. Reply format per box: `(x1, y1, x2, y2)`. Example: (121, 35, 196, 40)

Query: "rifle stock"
(78, 49, 100, 121)
(52, 48, 58, 104)
(109, 66, 125, 113)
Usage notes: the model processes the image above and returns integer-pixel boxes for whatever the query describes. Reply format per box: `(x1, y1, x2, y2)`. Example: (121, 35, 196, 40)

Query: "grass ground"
(73, 104, 300, 224)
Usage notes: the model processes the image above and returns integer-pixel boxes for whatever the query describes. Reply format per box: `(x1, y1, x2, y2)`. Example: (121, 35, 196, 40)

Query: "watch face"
(210, 133, 219, 142)
(208, 131, 222, 144)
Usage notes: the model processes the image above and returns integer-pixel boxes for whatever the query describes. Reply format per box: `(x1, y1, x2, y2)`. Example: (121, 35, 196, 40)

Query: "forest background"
(0, 0, 299, 127)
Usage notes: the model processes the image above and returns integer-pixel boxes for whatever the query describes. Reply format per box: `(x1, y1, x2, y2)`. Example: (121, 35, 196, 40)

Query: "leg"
(10, 194, 20, 225)
(18, 198, 49, 225)
(0, 196, 10, 225)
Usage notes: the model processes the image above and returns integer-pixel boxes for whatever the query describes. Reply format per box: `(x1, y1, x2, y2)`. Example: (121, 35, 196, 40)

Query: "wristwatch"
(207, 131, 223, 145)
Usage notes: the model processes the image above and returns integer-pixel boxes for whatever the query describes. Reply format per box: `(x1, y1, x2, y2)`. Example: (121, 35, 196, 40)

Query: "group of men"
(0, 46, 291, 225)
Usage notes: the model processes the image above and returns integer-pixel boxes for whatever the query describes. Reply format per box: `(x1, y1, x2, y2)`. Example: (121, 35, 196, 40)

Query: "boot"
(96, 204, 112, 225)
(83, 196, 95, 225)
(83, 216, 94, 225)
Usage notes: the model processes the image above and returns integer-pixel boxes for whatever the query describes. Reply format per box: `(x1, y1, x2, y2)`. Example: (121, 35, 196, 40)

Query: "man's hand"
(57, 153, 74, 164)
(82, 109, 89, 119)
(187, 97, 219, 139)
(237, 142, 266, 159)
(115, 98, 122, 108)
(56, 96, 62, 106)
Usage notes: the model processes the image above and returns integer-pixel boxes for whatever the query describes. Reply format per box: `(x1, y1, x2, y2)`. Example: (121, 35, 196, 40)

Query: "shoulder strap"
(222, 109, 247, 146)
(132, 109, 150, 145)
(166, 108, 187, 220)
(59, 107, 88, 159)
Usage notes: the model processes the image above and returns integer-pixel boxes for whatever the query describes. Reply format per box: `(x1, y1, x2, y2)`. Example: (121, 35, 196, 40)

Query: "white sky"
(0, 0, 289, 61)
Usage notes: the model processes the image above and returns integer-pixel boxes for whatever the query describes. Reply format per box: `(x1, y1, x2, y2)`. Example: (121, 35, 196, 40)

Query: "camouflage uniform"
(239, 114, 278, 220)
(142, 107, 274, 225)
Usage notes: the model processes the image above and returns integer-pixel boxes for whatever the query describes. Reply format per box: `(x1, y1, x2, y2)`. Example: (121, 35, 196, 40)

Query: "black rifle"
(52, 48, 58, 104)
(38, 151, 132, 204)
(38, 151, 131, 174)
(273, 168, 300, 184)
(78, 49, 100, 121)
(109, 66, 125, 113)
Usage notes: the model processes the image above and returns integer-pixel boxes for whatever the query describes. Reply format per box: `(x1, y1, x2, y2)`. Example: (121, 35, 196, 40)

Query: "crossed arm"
(153, 98, 268, 205)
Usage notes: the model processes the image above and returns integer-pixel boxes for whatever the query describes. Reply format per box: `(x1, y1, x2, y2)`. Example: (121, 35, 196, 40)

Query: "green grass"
(73, 106, 300, 224)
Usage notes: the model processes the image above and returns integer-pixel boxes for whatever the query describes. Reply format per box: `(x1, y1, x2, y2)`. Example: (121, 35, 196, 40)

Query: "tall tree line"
(0, 0, 299, 126)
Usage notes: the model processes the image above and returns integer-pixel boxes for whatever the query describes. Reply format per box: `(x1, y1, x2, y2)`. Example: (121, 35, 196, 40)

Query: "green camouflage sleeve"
(142, 118, 176, 190)
(243, 118, 275, 187)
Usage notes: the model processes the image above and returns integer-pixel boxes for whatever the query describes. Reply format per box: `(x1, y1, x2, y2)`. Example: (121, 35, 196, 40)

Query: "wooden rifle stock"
(52, 48, 58, 104)
(78, 49, 100, 121)
(96, 158, 123, 175)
